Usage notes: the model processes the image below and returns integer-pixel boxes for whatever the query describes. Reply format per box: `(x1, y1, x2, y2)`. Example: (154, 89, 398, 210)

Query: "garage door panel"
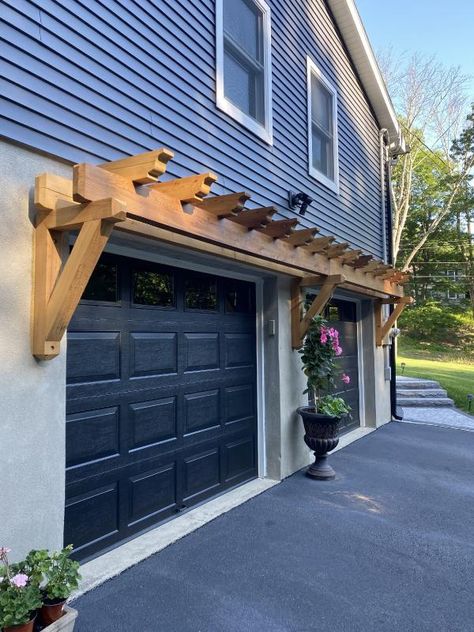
(66, 406, 120, 469)
(128, 396, 178, 451)
(182, 448, 220, 504)
(129, 332, 178, 377)
(64, 482, 119, 553)
(67, 331, 121, 383)
(183, 389, 220, 435)
(224, 384, 255, 425)
(224, 333, 256, 368)
(183, 332, 220, 372)
(66, 254, 257, 560)
(127, 463, 177, 527)
(223, 435, 256, 484)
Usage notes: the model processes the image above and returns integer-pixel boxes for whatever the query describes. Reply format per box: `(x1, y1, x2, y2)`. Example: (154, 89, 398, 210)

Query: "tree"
(378, 53, 472, 270)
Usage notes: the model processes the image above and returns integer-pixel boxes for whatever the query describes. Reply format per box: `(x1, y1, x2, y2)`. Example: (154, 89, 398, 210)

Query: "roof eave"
(326, 0, 406, 155)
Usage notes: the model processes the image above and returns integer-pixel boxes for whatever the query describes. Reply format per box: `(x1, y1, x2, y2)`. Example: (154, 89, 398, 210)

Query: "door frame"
(330, 291, 366, 429)
(101, 241, 267, 478)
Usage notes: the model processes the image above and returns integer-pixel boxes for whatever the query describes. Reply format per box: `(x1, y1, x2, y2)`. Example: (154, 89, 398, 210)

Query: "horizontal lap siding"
(0, 0, 384, 256)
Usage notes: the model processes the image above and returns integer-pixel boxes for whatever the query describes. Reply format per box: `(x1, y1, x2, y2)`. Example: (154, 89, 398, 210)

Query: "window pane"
(225, 280, 255, 313)
(82, 262, 118, 302)
(311, 75, 332, 133)
(133, 270, 174, 307)
(224, 51, 252, 116)
(312, 126, 334, 179)
(185, 275, 218, 310)
(223, 0, 262, 61)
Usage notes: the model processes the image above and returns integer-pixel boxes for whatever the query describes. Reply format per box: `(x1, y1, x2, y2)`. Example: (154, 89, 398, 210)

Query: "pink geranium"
(10, 573, 28, 588)
(0, 547, 11, 556)
(342, 373, 350, 384)
(335, 346, 343, 356)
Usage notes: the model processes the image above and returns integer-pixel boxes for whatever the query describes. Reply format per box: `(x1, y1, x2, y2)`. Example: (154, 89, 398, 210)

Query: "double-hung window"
(216, 0, 272, 144)
(307, 57, 339, 192)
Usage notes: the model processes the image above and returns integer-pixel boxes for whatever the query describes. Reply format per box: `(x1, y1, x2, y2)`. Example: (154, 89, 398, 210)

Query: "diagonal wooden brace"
(32, 198, 125, 360)
(375, 296, 414, 346)
(291, 274, 346, 349)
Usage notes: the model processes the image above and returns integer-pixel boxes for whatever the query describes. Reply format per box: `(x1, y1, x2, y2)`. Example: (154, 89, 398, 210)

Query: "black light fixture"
(288, 190, 313, 216)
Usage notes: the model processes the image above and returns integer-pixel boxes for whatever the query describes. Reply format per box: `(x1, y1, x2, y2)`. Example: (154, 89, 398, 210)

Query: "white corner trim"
(306, 56, 340, 194)
(215, 0, 273, 145)
(72, 478, 278, 600)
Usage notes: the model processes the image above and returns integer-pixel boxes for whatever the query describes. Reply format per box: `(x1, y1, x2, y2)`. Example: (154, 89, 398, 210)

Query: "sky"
(355, 0, 474, 97)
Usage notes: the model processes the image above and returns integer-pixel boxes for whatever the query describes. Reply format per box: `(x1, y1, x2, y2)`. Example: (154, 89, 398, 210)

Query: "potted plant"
(0, 548, 42, 632)
(24, 547, 80, 626)
(297, 315, 351, 480)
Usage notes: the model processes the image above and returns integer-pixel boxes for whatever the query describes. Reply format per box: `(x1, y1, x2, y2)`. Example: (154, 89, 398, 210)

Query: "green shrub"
(399, 302, 474, 344)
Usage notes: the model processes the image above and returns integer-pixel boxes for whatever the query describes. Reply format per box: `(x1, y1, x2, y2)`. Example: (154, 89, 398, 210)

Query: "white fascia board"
(327, 0, 406, 155)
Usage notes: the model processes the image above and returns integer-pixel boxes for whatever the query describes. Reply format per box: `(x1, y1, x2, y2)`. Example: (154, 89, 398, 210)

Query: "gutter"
(384, 151, 403, 420)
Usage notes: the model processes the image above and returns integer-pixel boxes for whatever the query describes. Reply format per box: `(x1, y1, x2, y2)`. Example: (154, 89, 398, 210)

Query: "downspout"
(381, 131, 403, 420)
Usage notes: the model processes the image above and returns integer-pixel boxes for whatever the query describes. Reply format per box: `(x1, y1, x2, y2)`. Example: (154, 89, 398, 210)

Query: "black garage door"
(65, 254, 257, 561)
(325, 299, 360, 433)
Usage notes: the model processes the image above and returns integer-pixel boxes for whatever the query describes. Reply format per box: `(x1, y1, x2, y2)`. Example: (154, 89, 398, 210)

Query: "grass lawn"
(397, 351, 474, 414)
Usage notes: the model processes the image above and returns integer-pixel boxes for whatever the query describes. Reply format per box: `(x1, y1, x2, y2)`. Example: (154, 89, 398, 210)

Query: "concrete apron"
(73, 425, 375, 600)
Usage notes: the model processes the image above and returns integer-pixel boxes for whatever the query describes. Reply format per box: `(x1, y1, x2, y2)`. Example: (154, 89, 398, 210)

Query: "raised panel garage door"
(65, 254, 257, 561)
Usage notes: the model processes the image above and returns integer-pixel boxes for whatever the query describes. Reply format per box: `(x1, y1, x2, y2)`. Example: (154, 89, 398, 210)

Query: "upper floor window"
(216, 0, 273, 144)
(307, 57, 339, 193)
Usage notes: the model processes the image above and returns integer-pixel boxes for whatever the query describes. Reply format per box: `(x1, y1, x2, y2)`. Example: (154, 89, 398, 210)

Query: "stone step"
(397, 388, 448, 398)
(396, 379, 441, 390)
(397, 397, 455, 408)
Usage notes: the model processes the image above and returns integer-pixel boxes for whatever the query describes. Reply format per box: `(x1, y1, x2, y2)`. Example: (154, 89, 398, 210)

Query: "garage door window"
(82, 261, 119, 303)
(185, 274, 218, 311)
(133, 269, 175, 308)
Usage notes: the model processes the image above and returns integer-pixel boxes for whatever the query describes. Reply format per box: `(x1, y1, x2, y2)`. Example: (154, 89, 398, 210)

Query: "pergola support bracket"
(375, 296, 414, 346)
(291, 274, 346, 349)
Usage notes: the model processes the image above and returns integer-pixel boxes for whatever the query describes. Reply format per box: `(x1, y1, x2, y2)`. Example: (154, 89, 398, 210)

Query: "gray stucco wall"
(263, 276, 311, 481)
(0, 140, 69, 560)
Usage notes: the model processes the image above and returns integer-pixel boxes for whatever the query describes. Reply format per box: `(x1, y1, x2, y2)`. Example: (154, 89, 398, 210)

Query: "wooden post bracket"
(33, 173, 127, 359)
(291, 274, 346, 349)
(375, 296, 414, 346)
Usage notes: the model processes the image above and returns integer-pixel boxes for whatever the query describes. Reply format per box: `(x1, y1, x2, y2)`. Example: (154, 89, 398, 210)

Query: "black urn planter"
(297, 407, 341, 480)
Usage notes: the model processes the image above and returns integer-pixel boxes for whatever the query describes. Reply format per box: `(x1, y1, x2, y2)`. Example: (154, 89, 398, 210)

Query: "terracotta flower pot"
(297, 406, 341, 480)
(40, 599, 67, 626)
(3, 615, 36, 632)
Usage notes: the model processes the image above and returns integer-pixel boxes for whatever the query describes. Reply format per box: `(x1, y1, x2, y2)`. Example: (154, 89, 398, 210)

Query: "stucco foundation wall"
(263, 276, 310, 481)
(0, 140, 70, 559)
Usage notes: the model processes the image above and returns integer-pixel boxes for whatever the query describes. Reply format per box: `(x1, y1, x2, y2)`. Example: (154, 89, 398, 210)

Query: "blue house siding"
(0, 0, 385, 257)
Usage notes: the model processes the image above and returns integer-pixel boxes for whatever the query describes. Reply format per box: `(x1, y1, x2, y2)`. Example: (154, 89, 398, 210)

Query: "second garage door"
(64, 254, 258, 561)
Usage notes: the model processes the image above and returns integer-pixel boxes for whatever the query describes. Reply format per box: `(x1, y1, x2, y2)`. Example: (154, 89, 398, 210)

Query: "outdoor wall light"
(288, 191, 314, 216)
(467, 394, 473, 412)
(389, 327, 401, 338)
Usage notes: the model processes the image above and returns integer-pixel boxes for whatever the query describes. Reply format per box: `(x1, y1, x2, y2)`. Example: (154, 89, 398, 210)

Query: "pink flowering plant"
(0, 548, 42, 628)
(299, 315, 351, 417)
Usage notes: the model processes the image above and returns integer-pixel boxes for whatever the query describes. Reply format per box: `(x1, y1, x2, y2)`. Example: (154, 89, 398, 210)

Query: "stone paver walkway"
(401, 406, 474, 431)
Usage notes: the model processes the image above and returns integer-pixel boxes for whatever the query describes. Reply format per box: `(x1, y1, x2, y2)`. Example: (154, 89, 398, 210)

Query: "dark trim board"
(64, 253, 258, 560)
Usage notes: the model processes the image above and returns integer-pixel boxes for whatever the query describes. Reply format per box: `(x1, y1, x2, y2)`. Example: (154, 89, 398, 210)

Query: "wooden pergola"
(32, 149, 412, 360)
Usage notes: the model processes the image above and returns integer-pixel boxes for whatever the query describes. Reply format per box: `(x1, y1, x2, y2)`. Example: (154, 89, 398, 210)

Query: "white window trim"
(215, 0, 273, 145)
(307, 56, 339, 194)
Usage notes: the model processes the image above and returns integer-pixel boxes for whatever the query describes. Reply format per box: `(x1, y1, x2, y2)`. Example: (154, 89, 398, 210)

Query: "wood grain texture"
(72, 164, 405, 298)
(149, 172, 217, 202)
(99, 148, 174, 184)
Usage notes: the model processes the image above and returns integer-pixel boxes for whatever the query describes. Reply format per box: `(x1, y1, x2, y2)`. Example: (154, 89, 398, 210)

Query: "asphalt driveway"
(74, 422, 474, 632)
